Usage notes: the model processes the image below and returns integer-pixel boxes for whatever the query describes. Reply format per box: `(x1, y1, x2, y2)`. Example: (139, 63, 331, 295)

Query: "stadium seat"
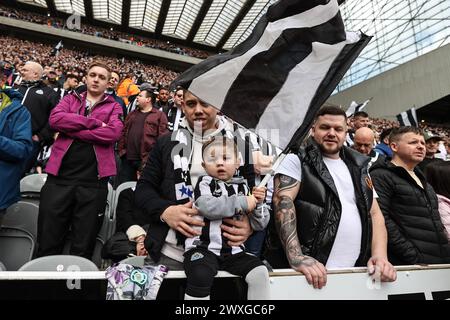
(20, 174, 47, 197)
(3, 201, 39, 241)
(18, 255, 99, 271)
(91, 183, 114, 267)
(19, 174, 47, 206)
(0, 227, 34, 271)
(111, 181, 137, 221)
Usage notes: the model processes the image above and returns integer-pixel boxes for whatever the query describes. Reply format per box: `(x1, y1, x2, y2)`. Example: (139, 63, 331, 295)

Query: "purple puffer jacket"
(45, 91, 123, 178)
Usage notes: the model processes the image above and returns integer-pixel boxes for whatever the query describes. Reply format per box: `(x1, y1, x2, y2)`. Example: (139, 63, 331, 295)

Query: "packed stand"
(0, 5, 212, 59)
(0, 41, 449, 301)
(0, 35, 179, 88)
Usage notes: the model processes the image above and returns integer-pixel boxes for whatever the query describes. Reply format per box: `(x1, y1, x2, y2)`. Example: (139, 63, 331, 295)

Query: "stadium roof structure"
(14, 0, 348, 52)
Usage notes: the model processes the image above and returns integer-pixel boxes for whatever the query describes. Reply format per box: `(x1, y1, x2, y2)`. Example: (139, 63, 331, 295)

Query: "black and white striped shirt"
(187, 175, 269, 256)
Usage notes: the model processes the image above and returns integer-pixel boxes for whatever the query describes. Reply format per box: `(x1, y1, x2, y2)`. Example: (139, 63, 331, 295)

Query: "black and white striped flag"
(51, 40, 63, 57)
(396, 108, 418, 127)
(346, 98, 372, 117)
(173, 0, 370, 150)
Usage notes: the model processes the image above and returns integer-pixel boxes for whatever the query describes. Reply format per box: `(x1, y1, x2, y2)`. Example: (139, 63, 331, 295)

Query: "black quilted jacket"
(370, 160, 450, 265)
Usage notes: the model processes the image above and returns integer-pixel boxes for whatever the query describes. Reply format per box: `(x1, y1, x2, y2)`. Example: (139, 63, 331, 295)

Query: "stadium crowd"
(0, 30, 449, 301)
(0, 35, 179, 88)
(0, 5, 212, 59)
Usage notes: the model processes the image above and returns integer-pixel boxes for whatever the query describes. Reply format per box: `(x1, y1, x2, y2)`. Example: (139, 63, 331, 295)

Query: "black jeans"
(184, 248, 263, 298)
(118, 157, 141, 184)
(0, 208, 5, 228)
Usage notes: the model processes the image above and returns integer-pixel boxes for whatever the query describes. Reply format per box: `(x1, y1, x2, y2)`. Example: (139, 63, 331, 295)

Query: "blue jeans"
(245, 229, 267, 257)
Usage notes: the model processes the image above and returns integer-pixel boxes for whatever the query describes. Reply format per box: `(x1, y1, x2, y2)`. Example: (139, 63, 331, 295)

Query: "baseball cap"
(423, 131, 443, 142)
(139, 82, 157, 92)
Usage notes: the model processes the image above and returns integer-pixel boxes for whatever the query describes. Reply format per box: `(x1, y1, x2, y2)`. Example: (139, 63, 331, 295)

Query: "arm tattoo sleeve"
(274, 174, 305, 267)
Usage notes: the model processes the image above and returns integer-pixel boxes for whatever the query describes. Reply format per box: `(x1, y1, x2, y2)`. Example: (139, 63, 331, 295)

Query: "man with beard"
(15, 61, 59, 173)
(272, 106, 396, 289)
(154, 86, 173, 115)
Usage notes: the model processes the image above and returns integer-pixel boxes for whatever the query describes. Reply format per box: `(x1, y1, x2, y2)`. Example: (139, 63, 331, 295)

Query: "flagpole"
(258, 152, 287, 188)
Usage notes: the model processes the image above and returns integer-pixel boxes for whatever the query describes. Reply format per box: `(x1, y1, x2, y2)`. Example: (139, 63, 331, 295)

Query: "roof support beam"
(45, 0, 57, 16)
(215, 0, 256, 50)
(155, 0, 172, 37)
(83, 0, 94, 21)
(186, 0, 214, 43)
(121, 0, 131, 28)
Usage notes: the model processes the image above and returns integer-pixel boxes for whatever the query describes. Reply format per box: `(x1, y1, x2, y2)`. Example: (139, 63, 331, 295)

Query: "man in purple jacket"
(37, 61, 123, 259)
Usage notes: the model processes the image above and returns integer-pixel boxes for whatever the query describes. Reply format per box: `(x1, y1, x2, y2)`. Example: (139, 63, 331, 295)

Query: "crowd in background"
(0, 9, 449, 300)
(0, 5, 212, 59)
(370, 117, 449, 143)
(0, 35, 179, 88)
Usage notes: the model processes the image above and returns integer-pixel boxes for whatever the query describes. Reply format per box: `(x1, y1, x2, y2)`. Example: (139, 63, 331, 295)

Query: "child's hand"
(246, 195, 257, 212)
(252, 186, 267, 204)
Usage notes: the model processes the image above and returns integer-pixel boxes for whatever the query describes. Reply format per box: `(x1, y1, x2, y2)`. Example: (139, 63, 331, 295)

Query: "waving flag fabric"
(173, 0, 370, 150)
(346, 98, 372, 117)
(397, 108, 418, 127)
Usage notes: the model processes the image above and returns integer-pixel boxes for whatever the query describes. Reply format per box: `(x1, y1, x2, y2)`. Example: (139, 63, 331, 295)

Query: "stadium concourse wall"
(0, 265, 449, 300)
(0, 16, 202, 72)
(328, 43, 450, 121)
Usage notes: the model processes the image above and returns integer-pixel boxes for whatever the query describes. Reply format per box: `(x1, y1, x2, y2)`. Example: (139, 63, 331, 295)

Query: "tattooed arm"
(273, 173, 328, 289)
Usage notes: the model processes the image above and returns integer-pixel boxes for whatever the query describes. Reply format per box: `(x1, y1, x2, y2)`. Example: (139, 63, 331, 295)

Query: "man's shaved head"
(22, 61, 43, 81)
(353, 127, 375, 155)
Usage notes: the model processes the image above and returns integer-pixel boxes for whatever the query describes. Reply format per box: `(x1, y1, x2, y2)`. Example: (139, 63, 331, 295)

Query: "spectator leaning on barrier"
(37, 61, 123, 259)
(371, 126, 450, 265)
(0, 62, 32, 226)
(272, 106, 396, 289)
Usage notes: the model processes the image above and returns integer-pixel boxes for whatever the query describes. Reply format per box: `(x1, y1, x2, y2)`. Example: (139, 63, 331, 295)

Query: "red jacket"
(118, 107, 168, 164)
(46, 91, 123, 178)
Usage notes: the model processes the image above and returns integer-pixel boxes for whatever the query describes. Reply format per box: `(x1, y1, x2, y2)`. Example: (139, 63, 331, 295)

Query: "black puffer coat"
(294, 139, 374, 266)
(370, 159, 450, 265)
